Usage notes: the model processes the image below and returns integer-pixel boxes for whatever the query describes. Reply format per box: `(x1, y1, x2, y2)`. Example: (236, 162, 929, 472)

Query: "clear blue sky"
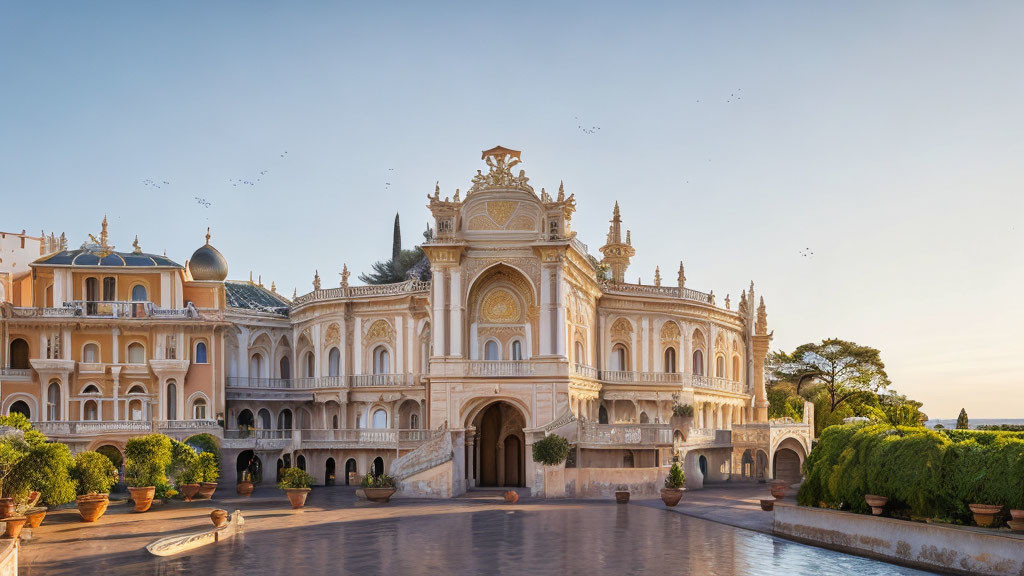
(2, 1, 1022, 418)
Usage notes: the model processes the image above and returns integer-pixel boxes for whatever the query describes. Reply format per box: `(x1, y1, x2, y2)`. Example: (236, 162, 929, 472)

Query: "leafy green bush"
(799, 424, 1024, 523)
(672, 404, 694, 418)
(532, 434, 570, 466)
(196, 452, 219, 483)
(125, 434, 173, 488)
(72, 451, 118, 495)
(278, 467, 314, 490)
(184, 434, 221, 465)
(361, 473, 396, 488)
(664, 463, 685, 489)
(0, 417, 76, 505)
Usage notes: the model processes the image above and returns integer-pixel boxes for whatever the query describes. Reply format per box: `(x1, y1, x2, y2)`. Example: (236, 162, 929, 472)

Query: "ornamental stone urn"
(2, 517, 27, 539)
(759, 499, 775, 512)
(0, 499, 15, 520)
(197, 482, 218, 500)
(77, 494, 110, 522)
(210, 509, 228, 528)
(285, 487, 311, 509)
(364, 488, 397, 503)
(236, 481, 254, 497)
(180, 484, 200, 502)
(615, 491, 630, 504)
(864, 494, 889, 516)
(769, 482, 787, 500)
(129, 486, 156, 512)
(968, 503, 1003, 528)
(660, 488, 684, 507)
(25, 508, 46, 528)
(504, 490, 519, 504)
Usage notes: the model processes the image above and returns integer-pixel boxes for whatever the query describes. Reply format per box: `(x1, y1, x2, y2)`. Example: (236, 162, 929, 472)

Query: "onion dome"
(189, 228, 228, 281)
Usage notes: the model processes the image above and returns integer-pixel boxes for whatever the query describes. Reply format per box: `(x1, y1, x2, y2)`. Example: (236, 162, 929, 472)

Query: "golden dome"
(190, 229, 228, 281)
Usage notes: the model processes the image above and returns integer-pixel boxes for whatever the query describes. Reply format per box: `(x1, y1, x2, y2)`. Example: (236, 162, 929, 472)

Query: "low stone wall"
(774, 503, 1024, 576)
(395, 460, 455, 499)
(564, 467, 666, 499)
(0, 538, 17, 576)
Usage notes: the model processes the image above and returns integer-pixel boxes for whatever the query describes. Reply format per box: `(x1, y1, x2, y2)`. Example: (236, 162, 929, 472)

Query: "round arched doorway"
(344, 459, 357, 485)
(471, 401, 526, 487)
(237, 450, 263, 484)
(773, 438, 806, 484)
(325, 458, 336, 485)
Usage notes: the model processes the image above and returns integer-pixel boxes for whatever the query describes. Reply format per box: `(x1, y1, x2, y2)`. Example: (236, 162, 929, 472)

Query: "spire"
(654, 266, 662, 286)
(677, 261, 686, 289)
(557, 180, 565, 202)
(270, 281, 276, 293)
(249, 271, 253, 283)
(339, 264, 350, 288)
(313, 270, 321, 291)
(756, 296, 768, 335)
(598, 201, 635, 283)
(205, 227, 211, 245)
(392, 213, 402, 264)
(292, 287, 297, 299)
(132, 235, 142, 254)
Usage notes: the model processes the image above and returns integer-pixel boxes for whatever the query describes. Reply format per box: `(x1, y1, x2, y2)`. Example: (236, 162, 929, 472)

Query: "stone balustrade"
(578, 422, 673, 447)
(291, 279, 430, 307)
(226, 374, 415, 389)
(11, 301, 210, 320)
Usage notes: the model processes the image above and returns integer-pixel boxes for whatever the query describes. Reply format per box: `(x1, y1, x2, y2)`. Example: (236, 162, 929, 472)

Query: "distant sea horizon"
(924, 418, 1024, 429)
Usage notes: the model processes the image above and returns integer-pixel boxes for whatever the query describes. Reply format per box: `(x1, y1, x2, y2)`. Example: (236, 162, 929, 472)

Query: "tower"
(598, 202, 635, 283)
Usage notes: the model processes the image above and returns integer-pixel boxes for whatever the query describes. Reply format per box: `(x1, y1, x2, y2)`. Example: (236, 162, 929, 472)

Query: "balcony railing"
(224, 428, 293, 440)
(156, 420, 220, 431)
(0, 368, 32, 379)
(578, 423, 673, 446)
(292, 279, 430, 307)
(350, 373, 413, 387)
(571, 363, 597, 379)
(466, 361, 535, 377)
(597, 370, 743, 393)
(600, 281, 713, 304)
(226, 374, 415, 389)
(11, 301, 201, 319)
(33, 420, 156, 436)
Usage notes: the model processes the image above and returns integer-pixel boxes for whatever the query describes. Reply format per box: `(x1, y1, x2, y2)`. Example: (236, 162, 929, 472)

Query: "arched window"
(128, 399, 143, 421)
(9, 339, 29, 369)
(278, 409, 292, 430)
(195, 342, 208, 364)
(372, 409, 387, 429)
(279, 356, 291, 379)
(127, 384, 146, 394)
(83, 343, 99, 363)
(238, 409, 254, 429)
(732, 356, 741, 381)
(716, 356, 725, 378)
(332, 415, 339, 429)
(84, 400, 98, 421)
(692, 350, 704, 376)
(372, 456, 384, 477)
(82, 384, 100, 394)
(664, 348, 677, 373)
(328, 348, 341, 377)
(511, 340, 523, 361)
(297, 454, 306, 471)
(598, 405, 609, 424)
(102, 277, 116, 301)
(131, 284, 147, 301)
(9, 401, 30, 419)
(249, 353, 263, 378)
(47, 381, 61, 420)
(166, 381, 178, 420)
(484, 340, 499, 361)
(127, 342, 145, 364)
(85, 277, 99, 301)
(373, 346, 390, 374)
(193, 398, 207, 420)
(305, 351, 315, 377)
(410, 413, 419, 429)
(612, 344, 628, 371)
(258, 408, 271, 429)
(575, 341, 585, 365)
(639, 411, 650, 424)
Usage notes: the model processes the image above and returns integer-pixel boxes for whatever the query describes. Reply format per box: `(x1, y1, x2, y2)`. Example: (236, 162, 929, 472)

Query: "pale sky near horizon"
(2, 2, 1021, 418)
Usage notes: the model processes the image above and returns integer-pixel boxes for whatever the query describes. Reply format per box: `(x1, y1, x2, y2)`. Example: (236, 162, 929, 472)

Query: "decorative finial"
(292, 287, 297, 299)
(557, 180, 565, 202)
(205, 227, 211, 245)
(435, 181, 440, 196)
(87, 215, 115, 257)
(654, 266, 661, 286)
(313, 269, 321, 291)
(339, 264, 350, 288)
(258, 275, 262, 287)
(271, 281, 276, 293)
(756, 296, 768, 334)
(626, 230, 631, 245)
(709, 290, 716, 305)
(132, 235, 142, 255)
(677, 261, 686, 289)
(453, 188, 460, 202)
(249, 271, 253, 283)
(725, 294, 731, 309)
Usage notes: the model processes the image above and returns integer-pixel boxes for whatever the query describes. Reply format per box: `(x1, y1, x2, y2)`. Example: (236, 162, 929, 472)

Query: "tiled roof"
(225, 281, 290, 316)
(34, 249, 182, 268)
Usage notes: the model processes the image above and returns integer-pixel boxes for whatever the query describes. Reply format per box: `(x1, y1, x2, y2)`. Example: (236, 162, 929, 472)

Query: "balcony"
(571, 363, 597, 379)
(577, 422, 673, 447)
(432, 358, 569, 379)
(598, 371, 744, 393)
(225, 374, 415, 390)
(220, 428, 440, 451)
(10, 301, 208, 320)
(33, 420, 156, 436)
(0, 368, 32, 381)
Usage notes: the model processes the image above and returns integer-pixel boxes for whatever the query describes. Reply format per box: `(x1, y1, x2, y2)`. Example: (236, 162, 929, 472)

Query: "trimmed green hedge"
(799, 424, 1024, 524)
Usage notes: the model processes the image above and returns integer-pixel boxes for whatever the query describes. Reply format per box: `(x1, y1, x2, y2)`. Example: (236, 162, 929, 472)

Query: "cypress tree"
(956, 408, 969, 430)
(392, 213, 401, 265)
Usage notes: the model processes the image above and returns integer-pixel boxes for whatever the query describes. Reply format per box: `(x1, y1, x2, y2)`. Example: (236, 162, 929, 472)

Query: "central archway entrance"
(472, 401, 526, 487)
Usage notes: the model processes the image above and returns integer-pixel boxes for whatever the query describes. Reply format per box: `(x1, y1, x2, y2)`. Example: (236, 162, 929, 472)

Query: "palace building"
(0, 147, 812, 498)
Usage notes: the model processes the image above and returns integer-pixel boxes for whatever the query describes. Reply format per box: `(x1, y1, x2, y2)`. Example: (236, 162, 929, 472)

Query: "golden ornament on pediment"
(610, 318, 634, 340)
(364, 319, 395, 344)
(481, 289, 522, 323)
(487, 201, 518, 227)
(324, 323, 341, 346)
(660, 321, 680, 341)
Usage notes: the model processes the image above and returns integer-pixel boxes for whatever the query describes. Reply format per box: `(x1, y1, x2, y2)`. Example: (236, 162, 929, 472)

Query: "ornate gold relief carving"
(487, 201, 518, 227)
(364, 319, 394, 345)
(324, 323, 341, 346)
(481, 289, 522, 323)
(610, 318, 633, 341)
(660, 321, 680, 341)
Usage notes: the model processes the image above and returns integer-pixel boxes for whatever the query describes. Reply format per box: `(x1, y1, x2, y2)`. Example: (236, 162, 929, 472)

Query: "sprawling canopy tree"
(769, 338, 891, 412)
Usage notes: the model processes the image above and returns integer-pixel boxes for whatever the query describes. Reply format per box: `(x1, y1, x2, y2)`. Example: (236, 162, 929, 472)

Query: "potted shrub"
(278, 467, 314, 509)
(196, 452, 220, 500)
(864, 494, 888, 516)
(532, 434, 570, 498)
(176, 459, 202, 502)
(2, 516, 27, 539)
(237, 469, 255, 497)
(661, 463, 685, 507)
(71, 451, 117, 522)
(361, 472, 397, 503)
(125, 434, 173, 512)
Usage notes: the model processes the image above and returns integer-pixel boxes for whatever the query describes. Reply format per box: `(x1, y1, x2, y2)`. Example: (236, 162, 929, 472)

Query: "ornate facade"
(0, 147, 811, 497)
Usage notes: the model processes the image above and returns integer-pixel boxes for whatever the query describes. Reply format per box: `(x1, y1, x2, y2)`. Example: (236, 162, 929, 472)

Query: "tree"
(956, 408, 969, 430)
(771, 339, 891, 413)
(866, 391, 927, 427)
(359, 220, 433, 285)
(532, 434, 570, 466)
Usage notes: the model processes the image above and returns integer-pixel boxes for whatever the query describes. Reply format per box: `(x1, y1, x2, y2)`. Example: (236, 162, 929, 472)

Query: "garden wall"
(563, 467, 665, 498)
(774, 503, 1024, 576)
(0, 538, 16, 576)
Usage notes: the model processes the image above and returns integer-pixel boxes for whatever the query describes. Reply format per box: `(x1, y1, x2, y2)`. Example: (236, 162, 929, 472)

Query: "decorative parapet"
(291, 279, 429, 307)
(600, 281, 713, 304)
(577, 422, 673, 447)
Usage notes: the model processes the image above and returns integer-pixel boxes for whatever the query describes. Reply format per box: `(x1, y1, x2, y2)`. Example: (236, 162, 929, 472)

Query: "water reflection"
(41, 502, 936, 575)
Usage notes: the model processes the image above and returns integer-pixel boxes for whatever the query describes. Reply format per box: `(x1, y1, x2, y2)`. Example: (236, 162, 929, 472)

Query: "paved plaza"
(17, 485, 936, 575)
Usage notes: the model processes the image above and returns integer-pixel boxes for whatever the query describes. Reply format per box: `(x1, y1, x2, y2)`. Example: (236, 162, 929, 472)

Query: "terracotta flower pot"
(284, 487, 311, 508)
(1007, 520, 1024, 533)
(210, 509, 228, 528)
(769, 482, 787, 500)
(77, 494, 110, 522)
(364, 488, 397, 503)
(864, 494, 889, 516)
(180, 483, 200, 502)
(0, 499, 15, 520)
(129, 486, 156, 512)
(1010, 509, 1024, 521)
(968, 503, 1003, 528)
(236, 481, 254, 497)
(760, 499, 775, 511)
(197, 482, 218, 500)
(2, 517, 27, 539)
(615, 491, 630, 504)
(504, 490, 519, 504)
(25, 508, 46, 528)
(661, 488, 684, 507)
